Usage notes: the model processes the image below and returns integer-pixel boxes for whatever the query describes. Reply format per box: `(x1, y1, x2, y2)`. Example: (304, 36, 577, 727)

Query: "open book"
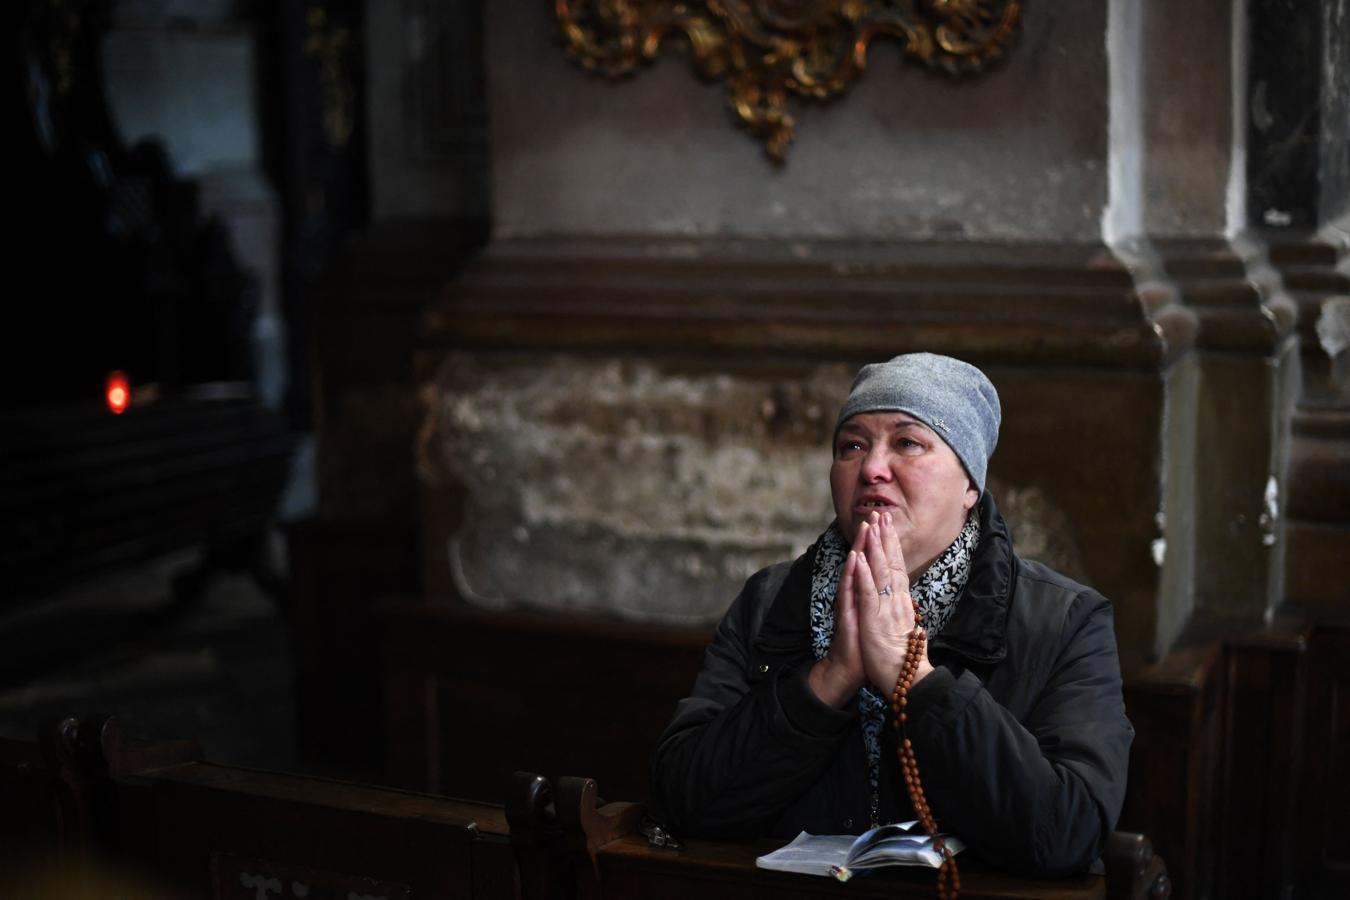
(755, 821, 965, 882)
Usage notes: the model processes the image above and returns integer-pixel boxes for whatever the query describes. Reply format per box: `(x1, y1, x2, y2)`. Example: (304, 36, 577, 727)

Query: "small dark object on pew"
(637, 817, 684, 850)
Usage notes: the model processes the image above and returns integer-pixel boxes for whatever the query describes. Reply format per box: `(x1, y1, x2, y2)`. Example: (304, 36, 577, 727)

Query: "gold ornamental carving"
(555, 0, 1021, 162)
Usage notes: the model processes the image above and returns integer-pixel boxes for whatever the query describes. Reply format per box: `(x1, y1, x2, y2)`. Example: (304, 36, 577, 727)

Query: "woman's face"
(830, 411, 980, 576)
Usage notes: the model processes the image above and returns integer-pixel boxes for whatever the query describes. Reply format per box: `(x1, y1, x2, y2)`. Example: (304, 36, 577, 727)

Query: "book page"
(757, 824, 966, 880)
(755, 832, 858, 878)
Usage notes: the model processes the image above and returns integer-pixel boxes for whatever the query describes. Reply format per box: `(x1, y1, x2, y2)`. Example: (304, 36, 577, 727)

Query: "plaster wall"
(1157, 354, 1198, 657)
(421, 353, 844, 622)
(1137, 0, 1237, 237)
(1322, 0, 1350, 226)
(1105, 0, 1144, 243)
(487, 4, 1111, 241)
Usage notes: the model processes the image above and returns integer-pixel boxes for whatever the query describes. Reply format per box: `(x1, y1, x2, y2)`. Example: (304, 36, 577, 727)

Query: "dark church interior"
(3, 1, 1347, 898)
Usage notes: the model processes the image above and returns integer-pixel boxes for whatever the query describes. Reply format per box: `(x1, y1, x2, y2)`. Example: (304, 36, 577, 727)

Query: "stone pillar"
(1131, 0, 1299, 626)
(1247, 0, 1350, 615)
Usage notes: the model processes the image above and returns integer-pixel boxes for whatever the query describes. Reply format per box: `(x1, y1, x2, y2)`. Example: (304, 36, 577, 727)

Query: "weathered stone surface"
(991, 363, 1170, 661)
(420, 354, 845, 621)
(985, 478, 1089, 586)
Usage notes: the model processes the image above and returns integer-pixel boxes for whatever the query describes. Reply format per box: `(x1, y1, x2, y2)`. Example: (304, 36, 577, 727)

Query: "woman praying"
(648, 352, 1133, 877)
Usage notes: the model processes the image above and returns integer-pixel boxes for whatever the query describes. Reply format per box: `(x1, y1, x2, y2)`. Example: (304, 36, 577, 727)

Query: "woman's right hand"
(808, 535, 869, 708)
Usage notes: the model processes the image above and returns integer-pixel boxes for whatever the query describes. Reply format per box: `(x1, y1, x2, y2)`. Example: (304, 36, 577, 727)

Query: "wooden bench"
(1, 729, 80, 884)
(5, 717, 1170, 900)
(538, 775, 1172, 900)
(6, 716, 523, 900)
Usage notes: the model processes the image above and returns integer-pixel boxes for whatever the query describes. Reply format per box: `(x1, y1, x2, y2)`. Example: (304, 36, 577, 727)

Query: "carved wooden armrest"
(505, 773, 644, 900)
(34, 715, 202, 860)
(1104, 831, 1172, 900)
(89, 716, 202, 778)
(506, 771, 557, 848)
(556, 775, 645, 856)
(507, 772, 574, 900)
(41, 715, 202, 780)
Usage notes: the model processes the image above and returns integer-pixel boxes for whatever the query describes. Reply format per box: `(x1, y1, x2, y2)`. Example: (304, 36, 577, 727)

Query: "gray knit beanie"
(835, 353, 1001, 494)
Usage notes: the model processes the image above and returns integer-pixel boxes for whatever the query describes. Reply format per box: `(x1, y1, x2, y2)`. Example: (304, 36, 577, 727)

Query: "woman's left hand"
(844, 511, 934, 692)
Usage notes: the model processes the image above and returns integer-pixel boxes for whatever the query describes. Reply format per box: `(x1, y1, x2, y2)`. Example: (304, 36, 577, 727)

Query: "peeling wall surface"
(486, 4, 1110, 242)
(423, 354, 844, 621)
(422, 354, 1097, 623)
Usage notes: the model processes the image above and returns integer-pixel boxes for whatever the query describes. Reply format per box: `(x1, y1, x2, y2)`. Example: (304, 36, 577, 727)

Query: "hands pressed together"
(809, 510, 935, 708)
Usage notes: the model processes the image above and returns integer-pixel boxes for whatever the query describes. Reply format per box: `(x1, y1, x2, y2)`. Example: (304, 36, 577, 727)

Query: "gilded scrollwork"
(555, 0, 1021, 161)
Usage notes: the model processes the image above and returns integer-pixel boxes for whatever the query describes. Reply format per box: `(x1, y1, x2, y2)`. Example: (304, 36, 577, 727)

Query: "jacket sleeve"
(905, 590, 1134, 877)
(647, 576, 855, 839)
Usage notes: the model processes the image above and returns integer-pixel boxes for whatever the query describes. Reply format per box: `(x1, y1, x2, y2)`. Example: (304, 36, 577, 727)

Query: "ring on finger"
(879, 584, 893, 597)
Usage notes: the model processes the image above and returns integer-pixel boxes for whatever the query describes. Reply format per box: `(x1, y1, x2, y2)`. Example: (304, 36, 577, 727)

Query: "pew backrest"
(32, 716, 521, 900)
(1, 735, 69, 872)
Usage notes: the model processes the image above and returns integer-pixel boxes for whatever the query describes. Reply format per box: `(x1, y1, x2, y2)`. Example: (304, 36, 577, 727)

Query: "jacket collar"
(757, 546, 816, 651)
(758, 492, 1016, 665)
(928, 491, 1014, 665)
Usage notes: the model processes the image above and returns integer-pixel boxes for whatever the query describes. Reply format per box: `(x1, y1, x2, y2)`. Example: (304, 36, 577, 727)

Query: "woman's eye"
(836, 440, 865, 456)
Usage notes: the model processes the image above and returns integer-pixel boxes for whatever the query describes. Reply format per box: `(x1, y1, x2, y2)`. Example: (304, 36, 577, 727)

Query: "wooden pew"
(2, 716, 161, 892)
(1, 729, 78, 887)
(379, 599, 1189, 897)
(543, 775, 1172, 900)
(7, 717, 1171, 900)
(19, 716, 524, 900)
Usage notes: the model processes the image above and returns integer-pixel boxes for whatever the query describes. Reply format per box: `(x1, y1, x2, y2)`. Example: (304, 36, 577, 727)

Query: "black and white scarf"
(808, 511, 981, 817)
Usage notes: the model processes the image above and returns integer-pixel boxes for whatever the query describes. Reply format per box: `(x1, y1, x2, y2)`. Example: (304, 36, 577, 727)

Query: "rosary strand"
(890, 606, 959, 900)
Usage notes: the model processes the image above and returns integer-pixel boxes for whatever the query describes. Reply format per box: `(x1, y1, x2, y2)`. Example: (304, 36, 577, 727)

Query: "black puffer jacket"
(648, 493, 1133, 877)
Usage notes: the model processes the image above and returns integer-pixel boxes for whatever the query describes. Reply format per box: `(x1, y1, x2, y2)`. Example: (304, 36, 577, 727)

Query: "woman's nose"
(861, 448, 892, 482)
